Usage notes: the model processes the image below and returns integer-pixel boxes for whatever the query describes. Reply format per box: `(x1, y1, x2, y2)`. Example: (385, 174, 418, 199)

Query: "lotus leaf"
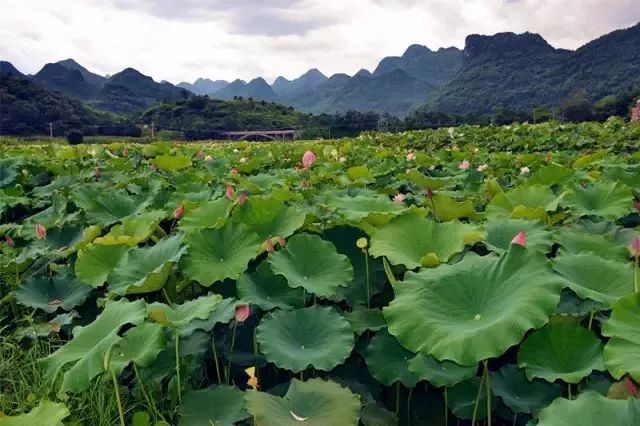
(537, 391, 640, 426)
(15, 273, 91, 313)
(0, 400, 70, 426)
(324, 191, 405, 224)
(486, 184, 564, 219)
(447, 377, 495, 420)
(344, 306, 386, 335)
(237, 262, 302, 311)
(518, 319, 605, 383)
(484, 218, 552, 253)
(244, 378, 361, 426)
(602, 294, 640, 381)
(267, 233, 353, 297)
(180, 297, 238, 336)
(256, 306, 354, 372)
(554, 229, 629, 261)
(72, 187, 151, 225)
(179, 198, 232, 232)
(147, 293, 224, 332)
(151, 154, 192, 171)
(93, 211, 165, 246)
(109, 322, 166, 374)
(179, 385, 250, 426)
(565, 181, 631, 219)
(182, 223, 261, 286)
(75, 243, 130, 288)
(407, 354, 476, 388)
(384, 245, 561, 365)
(231, 196, 306, 239)
(365, 329, 419, 387)
(427, 193, 476, 221)
(492, 365, 563, 414)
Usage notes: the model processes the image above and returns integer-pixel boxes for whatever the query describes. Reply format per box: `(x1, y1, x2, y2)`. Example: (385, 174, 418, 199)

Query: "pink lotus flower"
(631, 236, 640, 257)
(196, 150, 205, 159)
(265, 237, 274, 253)
(35, 224, 47, 240)
(625, 377, 640, 397)
(230, 168, 239, 176)
(302, 150, 316, 169)
(122, 147, 129, 156)
(278, 237, 286, 247)
(5, 236, 14, 246)
(477, 164, 488, 172)
(520, 166, 530, 175)
(393, 193, 406, 204)
(511, 231, 527, 247)
(226, 185, 235, 200)
(426, 187, 434, 199)
(235, 305, 250, 322)
(238, 192, 248, 206)
(94, 167, 101, 179)
(458, 160, 470, 170)
(406, 152, 416, 161)
(173, 205, 184, 219)
(633, 200, 640, 211)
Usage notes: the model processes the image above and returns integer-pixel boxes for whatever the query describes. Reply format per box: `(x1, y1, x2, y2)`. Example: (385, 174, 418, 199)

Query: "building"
(632, 100, 640, 123)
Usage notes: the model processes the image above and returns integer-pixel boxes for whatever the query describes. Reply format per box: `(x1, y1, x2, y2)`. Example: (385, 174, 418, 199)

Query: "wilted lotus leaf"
(0, 400, 70, 426)
(365, 329, 420, 387)
(565, 181, 631, 219)
(245, 378, 361, 426)
(256, 306, 354, 372)
(39, 299, 147, 394)
(518, 318, 605, 383)
(384, 246, 560, 365)
(537, 391, 640, 426)
(231, 196, 306, 240)
(407, 353, 476, 388)
(182, 223, 261, 286)
(179, 385, 250, 426)
(553, 253, 634, 307)
(237, 262, 303, 311)
(369, 212, 478, 269)
(602, 294, 640, 382)
(268, 233, 353, 297)
(491, 365, 563, 415)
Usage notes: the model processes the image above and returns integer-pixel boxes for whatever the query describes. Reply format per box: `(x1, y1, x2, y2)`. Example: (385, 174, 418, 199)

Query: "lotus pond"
(1, 122, 640, 425)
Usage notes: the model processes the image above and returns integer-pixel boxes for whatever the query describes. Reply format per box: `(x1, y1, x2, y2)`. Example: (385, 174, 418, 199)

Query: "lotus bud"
(265, 237, 274, 253)
(356, 238, 368, 249)
(406, 152, 416, 161)
(458, 160, 470, 170)
(122, 147, 129, 156)
(204, 155, 212, 161)
(302, 150, 316, 169)
(94, 167, 101, 179)
(511, 231, 527, 247)
(226, 185, 235, 200)
(173, 205, 185, 219)
(235, 304, 250, 322)
(625, 377, 639, 397)
(633, 200, 640, 211)
(426, 187, 434, 199)
(5, 236, 14, 246)
(520, 166, 530, 175)
(238, 192, 248, 206)
(239, 157, 247, 164)
(35, 224, 47, 239)
(630, 237, 640, 257)
(196, 150, 205, 159)
(477, 164, 488, 172)
(393, 193, 405, 204)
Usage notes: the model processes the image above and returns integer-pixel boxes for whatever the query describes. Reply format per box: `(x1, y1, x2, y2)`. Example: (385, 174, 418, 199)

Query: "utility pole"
(151, 121, 156, 139)
(49, 122, 53, 138)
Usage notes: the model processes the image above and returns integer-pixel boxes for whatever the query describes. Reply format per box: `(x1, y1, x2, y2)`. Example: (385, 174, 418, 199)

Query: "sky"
(1, 0, 639, 84)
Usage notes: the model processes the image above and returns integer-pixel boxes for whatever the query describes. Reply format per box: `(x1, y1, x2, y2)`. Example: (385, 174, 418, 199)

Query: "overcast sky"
(1, 0, 638, 84)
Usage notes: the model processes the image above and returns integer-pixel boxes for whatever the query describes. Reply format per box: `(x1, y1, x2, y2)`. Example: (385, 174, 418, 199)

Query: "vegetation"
(1, 122, 639, 425)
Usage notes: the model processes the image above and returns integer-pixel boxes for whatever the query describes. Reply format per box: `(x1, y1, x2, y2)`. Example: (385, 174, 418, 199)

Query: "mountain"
(214, 77, 278, 101)
(424, 23, 640, 114)
(56, 59, 106, 87)
(178, 77, 228, 95)
(32, 62, 97, 99)
(0, 61, 24, 78)
(271, 68, 328, 96)
(373, 45, 463, 87)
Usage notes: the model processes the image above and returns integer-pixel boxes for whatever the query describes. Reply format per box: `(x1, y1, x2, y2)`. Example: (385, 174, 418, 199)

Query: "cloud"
(0, 0, 638, 84)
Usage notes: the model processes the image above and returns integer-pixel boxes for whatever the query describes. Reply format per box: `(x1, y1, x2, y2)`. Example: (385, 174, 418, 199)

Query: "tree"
(561, 89, 593, 122)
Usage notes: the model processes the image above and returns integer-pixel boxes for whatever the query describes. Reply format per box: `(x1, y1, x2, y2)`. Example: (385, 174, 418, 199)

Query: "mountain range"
(2, 22, 639, 117)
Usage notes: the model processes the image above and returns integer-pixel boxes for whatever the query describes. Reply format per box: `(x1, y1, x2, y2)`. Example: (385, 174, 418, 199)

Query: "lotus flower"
(625, 377, 639, 397)
(633, 200, 640, 211)
(94, 167, 101, 178)
(239, 157, 247, 164)
(630, 236, 640, 257)
(426, 187, 434, 198)
(477, 164, 488, 172)
(339, 157, 346, 163)
(230, 168, 239, 176)
(511, 231, 527, 247)
(245, 367, 259, 390)
(122, 147, 129, 156)
(406, 152, 416, 161)
(265, 237, 275, 253)
(278, 237, 286, 247)
(393, 193, 406, 203)
(233, 148, 239, 154)
(204, 155, 212, 161)
(520, 166, 530, 175)
(196, 150, 205, 159)
(173, 205, 184, 219)
(302, 150, 316, 169)
(35, 224, 47, 240)
(5, 236, 14, 246)
(226, 185, 235, 200)
(238, 192, 248, 206)
(235, 304, 250, 322)
(458, 160, 470, 170)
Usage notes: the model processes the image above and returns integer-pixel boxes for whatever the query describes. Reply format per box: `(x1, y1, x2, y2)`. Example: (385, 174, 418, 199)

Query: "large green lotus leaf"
(602, 294, 640, 381)
(344, 306, 386, 335)
(39, 299, 147, 394)
(15, 274, 91, 313)
(407, 353, 476, 388)
(72, 187, 151, 225)
(384, 246, 561, 365)
(364, 329, 419, 387)
(492, 365, 563, 415)
(93, 211, 165, 246)
(151, 154, 192, 171)
(147, 293, 224, 332)
(565, 181, 631, 219)
(237, 262, 302, 311)
(180, 297, 238, 336)
(182, 223, 261, 286)
(360, 401, 399, 426)
(552, 253, 633, 307)
(179, 198, 233, 232)
(555, 289, 604, 317)
(517, 319, 604, 383)
(554, 229, 629, 261)
(179, 385, 250, 426)
(109, 322, 165, 374)
(427, 193, 476, 222)
(537, 391, 640, 426)
(256, 306, 354, 372)
(486, 184, 564, 218)
(267, 233, 353, 297)
(369, 212, 477, 269)
(404, 169, 454, 190)
(0, 400, 70, 426)
(108, 235, 186, 295)
(324, 191, 405, 224)
(528, 164, 574, 186)
(245, 378, 361, 426)
(484, 218, 552, 254)
(75, 243, 130, 288)
(0, 158, 19, 187)
(231, 196, 306, 240)
(448, 377, 496, 420)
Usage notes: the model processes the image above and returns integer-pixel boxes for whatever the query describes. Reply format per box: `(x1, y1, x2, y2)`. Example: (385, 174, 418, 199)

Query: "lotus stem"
(302, 288, 306, 307)
(110, 367, 126, 426)
(471, 370, 486, 426)
(484, 360, 492, 426)
(227, 321, 238, 385)
(212, 335, 223, 384)
(444, 387, 448, 426)
(300, 370, 304, 381)
(407, 387, 413, 426)
(364, 249, 371, 308)
(252, 327, 259, 383)
(567, 383, 572, 400)
(175, 329, 182, 404)
(395, 382, 401, 417)
(634, 256, 638, 294)
(134, 363, 162, 422)
(513, 413, 517, 426)
(587, 310, 595, 330)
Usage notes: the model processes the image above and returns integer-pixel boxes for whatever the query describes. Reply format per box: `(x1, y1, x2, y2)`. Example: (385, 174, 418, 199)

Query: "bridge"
(221, 129, 303, 141)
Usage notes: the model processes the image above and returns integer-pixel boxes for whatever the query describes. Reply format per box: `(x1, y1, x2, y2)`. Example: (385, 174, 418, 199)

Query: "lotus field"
(1, 121, 640, 426)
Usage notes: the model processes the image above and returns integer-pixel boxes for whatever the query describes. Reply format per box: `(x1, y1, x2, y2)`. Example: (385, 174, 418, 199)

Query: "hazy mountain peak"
(403, 44, 432, 58)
